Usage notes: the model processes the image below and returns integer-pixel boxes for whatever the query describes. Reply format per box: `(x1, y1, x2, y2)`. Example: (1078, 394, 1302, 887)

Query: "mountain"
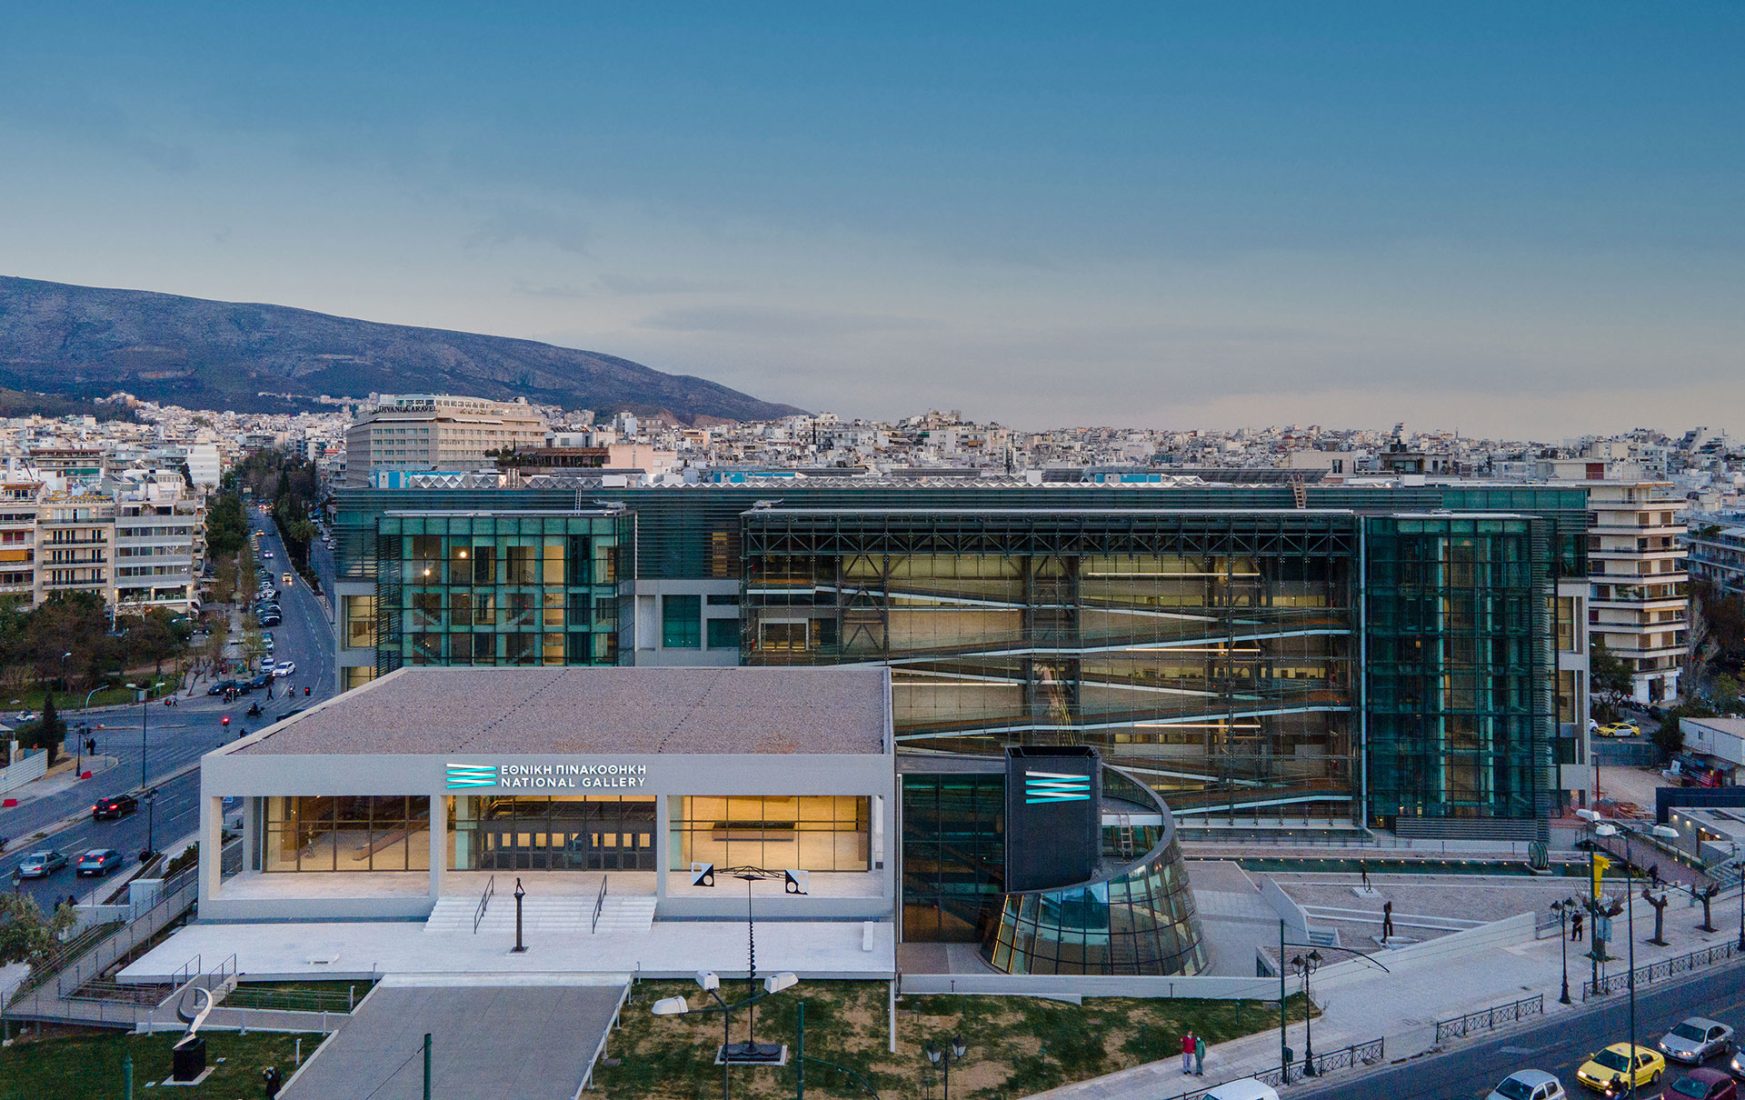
(0, 276, 803, 423)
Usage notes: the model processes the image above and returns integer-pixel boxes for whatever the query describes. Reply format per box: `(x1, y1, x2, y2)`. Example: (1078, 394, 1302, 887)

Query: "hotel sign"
(444, 761, 649, 791)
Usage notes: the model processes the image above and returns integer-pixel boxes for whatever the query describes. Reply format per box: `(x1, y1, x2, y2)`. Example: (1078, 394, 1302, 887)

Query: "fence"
(1434, 993, 1543, 1043)
(0, 746, 48, 794)
(1165, 1038, 1385, 1099)
(1582, 939, 1741, 1001)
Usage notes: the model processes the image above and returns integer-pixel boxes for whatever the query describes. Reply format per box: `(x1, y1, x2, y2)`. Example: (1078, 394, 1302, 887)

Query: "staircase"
(424, 894, 655, 935)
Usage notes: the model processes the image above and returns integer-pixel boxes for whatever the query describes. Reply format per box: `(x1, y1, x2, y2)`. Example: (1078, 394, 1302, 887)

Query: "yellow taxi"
(1575, 1043, 1665, 1094)
(1595, 721, 1639, 739)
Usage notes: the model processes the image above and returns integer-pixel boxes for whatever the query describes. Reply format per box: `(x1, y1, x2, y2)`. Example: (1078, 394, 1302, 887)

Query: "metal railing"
(1582, 939, 1741, 1000)
(1166, 1037, 1385, 1098)
(224, 984, 363, 1014)
(1435, 993, 1543, 1043)
(591, 875, 610, 934)
(472, 873, 495, 934)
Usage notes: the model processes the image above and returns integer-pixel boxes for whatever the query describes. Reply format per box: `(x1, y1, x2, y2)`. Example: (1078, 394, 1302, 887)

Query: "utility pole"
(422, 1032, 432, 1100)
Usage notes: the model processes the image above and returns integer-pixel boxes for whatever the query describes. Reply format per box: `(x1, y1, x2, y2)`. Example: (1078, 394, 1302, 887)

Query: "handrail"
(1582, 939, 1741, 1000)
(1435, 993, 1543, 1042)
(591, 875, 610, 934)
(472, 874, 496, 934)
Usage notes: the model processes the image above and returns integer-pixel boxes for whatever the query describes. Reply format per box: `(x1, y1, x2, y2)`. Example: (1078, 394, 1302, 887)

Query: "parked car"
(274, 660, 297, 677)
(1577, 1044, 1666, 1094)
(92, 794, 139, 820)
(76, 848, 124, 876)
(257, 612, 282, 628)
(17, 850, 69, 879)
(1596, 722, 1640, 739)
(207, 679, 242, 696)
(1488, 1070, 1567, 1100)
(1661, 1018, 1735, 1064)
(1669, 1069, 1738, 1100)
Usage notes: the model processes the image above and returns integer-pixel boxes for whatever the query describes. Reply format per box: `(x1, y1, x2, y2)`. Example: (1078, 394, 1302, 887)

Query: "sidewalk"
(1, 755, 117, 813)
(1029, 888, 1745, 1099)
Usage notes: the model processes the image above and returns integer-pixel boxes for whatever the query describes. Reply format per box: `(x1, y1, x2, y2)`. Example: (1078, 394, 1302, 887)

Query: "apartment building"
(341, 395, 548, 487)
(0, 480, 41, 600)
(1577, 472, 1690, 703)
(113, 477, 205, 612)
(1686, 516, 1745, 599)
(35, 492, 116, 601)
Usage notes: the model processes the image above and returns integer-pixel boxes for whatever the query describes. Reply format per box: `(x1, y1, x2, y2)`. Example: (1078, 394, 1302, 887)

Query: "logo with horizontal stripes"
(1024, 770, 1091, 804)
(445, 763, 498, 789)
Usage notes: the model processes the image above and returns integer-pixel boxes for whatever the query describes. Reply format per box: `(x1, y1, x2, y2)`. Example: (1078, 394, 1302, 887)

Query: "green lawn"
(594, 979, 1309, 1099)
(224, 979, 376, 1012)
(5, 681, 176, 712)
(0, 1029, 325, 1100)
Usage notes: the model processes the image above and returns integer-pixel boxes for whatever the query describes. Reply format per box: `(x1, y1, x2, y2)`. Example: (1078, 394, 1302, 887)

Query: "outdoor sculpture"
(172, 985, 214, 1081)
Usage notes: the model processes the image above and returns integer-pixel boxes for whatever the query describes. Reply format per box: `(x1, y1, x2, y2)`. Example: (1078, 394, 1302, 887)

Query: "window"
(706, 618, 740, 650)
(662, 594, 701, 648)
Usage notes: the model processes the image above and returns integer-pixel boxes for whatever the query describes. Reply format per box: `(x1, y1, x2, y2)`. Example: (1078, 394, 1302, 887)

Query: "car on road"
(1201, 1081, 1279, 1100)
(17, 850, 69, 878)
(1669, 1069, 1738, 1100)
(1488, 1069, 1568, 1100)
(207, 679, 243, 696)
(246, 671, 274, 690)
(274, 660, 297, 677)
(1577, 1044, 1666, 1093)
(262, 549, 274, 559)
(92, 794, 139, 820)
(1660, 1018, 1735, 1064)
(282, 571, 294, 587)
(1595, 721, 1641, 738)
(76, 848, 124, 876)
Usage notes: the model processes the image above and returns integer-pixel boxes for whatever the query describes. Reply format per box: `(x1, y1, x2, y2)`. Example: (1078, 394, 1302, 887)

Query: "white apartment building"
(342, 395, 548, 487)
(113, 476, 205, 612)
(1575, 471, 1690, 704)
(0, 479, 40, 600)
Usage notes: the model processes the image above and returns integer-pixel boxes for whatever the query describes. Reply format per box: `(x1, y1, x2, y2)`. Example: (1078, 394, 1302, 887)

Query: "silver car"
(1659, 1018, 1735, 1065)
(1487, 1069, 1567, 1100)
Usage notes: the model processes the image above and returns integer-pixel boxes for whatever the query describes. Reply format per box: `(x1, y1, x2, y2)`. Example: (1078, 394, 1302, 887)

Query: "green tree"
(1589, 638, 1633, 718)
(0, 894, 78, 967)
(21, 693, 66, 766)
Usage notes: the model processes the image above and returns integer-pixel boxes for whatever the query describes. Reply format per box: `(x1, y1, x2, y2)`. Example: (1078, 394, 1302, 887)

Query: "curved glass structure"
(983, 767, 1206, 976)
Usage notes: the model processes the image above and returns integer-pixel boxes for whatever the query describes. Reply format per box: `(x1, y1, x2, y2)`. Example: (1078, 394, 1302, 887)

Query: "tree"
(1589, 638, 1633, 718)
(21, 693, 66, 766)
(0, 893, 77, 967)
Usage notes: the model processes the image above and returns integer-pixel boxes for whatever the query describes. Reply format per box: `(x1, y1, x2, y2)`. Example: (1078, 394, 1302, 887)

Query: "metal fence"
(1166, 1037, 1385, 1099)
(1582, 939, 1741, 1001)
(1434, 993, 1543, 1043)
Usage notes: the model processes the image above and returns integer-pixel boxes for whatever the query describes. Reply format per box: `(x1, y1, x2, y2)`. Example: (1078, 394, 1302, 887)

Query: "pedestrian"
(1648, 863, 1661, 888)
(1181, 1031, 1194, 1074)
(1381, 899, 1394, 941)
(1571, 910, 1584, 942)
(1359, 859, 1370, 890)
(1194, 1033, 1207, 1076)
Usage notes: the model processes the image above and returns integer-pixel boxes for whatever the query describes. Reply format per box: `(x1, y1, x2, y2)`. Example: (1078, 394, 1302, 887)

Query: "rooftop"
(230, 666, 890, 757)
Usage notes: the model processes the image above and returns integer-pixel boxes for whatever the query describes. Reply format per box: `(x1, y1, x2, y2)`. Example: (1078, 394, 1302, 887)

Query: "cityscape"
(3, 6, 1745, 1100)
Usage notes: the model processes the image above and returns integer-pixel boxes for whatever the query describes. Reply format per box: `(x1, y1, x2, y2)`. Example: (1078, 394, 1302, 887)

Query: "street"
(1296, 958, 1745, 1100)
(1, 510, 334, 910)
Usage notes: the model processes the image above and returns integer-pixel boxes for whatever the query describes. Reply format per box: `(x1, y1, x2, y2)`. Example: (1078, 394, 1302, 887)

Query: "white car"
(262, 549, 274, 559)
(1487, 1069, 1566, 1100)
(1203, 1081, 1279, 1100)
(274, 660, 297, 677)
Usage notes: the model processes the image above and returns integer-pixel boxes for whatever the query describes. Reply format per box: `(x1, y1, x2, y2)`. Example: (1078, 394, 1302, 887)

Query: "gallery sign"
(444, 761, 649, 791)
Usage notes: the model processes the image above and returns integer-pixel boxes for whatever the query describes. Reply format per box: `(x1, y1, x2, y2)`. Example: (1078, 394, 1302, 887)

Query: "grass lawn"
(4, 684, 169, 712)
(594, 980, 1309, 1099)
(224, 979, 377, 1011)
(0, 1028, 325, 1100)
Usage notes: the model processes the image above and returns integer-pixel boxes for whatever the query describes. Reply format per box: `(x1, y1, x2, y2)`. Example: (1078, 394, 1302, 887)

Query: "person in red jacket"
(1181, 1031, 1195, 1074)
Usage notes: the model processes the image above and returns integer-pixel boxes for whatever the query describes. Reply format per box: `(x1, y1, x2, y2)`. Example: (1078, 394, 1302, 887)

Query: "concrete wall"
(0, 746, 48, 794)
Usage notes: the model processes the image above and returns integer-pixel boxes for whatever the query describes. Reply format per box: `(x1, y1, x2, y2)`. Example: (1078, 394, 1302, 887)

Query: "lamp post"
(651, 969, 799, 1100)
(511, 877, 526, 952)
(1291, 951, 1323, 1075)
(1735, 854, 1745, 954)
(126, 682, 148, 790)
(1551, 898, 1576, 1005)
(141, 787, 159, 863)
(1596, 822, 1639, 1097)
(924, 1036, 969, 1100)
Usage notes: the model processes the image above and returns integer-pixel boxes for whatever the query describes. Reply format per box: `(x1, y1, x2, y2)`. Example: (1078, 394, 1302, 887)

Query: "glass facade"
(671, 795, 870, 872)
(901, 772, 1006, 942)
(261, 796, 431, 872)
(448, 795, 656, 871)
(1363, 516, 1556, 826)
(374, 512, 620, 675)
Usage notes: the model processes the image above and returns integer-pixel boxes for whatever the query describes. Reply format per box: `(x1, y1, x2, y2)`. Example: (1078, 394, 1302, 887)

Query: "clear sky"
(2, 3, 1741, 435)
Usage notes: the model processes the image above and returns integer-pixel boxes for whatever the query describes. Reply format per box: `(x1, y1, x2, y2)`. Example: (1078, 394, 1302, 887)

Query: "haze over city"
(3, 3, 1742, 435)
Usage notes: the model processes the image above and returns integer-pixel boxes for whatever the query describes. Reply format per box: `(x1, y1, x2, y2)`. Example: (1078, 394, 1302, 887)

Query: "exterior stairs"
(423, 893, 655, 935)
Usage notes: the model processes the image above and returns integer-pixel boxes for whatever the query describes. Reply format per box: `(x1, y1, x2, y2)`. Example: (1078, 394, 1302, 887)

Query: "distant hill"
(0, 276, 803, 423)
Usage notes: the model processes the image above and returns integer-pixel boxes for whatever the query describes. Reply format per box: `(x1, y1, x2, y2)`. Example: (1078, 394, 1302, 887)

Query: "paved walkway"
(1030, 882, 1745, 1099)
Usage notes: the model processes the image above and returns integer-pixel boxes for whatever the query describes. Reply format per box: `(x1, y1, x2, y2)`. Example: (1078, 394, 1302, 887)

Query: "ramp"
(282, 980, 628, 1100)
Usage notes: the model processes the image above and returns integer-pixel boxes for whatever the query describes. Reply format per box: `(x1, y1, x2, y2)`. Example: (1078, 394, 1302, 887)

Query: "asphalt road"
(1295, 958, 1745, 1100)
(1, 509, 334, 909)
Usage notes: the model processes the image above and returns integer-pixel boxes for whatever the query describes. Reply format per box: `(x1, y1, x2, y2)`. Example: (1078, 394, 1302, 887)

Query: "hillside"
(0, 276, 802, 423)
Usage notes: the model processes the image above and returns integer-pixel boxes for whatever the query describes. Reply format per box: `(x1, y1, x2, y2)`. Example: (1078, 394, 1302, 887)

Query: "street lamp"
(1290, 951, 1324, 1075)
(126, 682, 148, 789)
(650, 968, 800, 1100)
(140, 787, 159, 863)
(1551, 898, 1577, 1005)
(924, 1036, 969, 1100)
(1595, 822, 1639, 1096)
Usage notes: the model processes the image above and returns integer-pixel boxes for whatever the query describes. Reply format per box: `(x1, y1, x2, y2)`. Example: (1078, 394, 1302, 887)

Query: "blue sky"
(2, 3, 1741, 434)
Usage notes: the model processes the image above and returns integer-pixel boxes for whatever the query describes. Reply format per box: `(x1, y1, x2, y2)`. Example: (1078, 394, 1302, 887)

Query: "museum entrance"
(448, 795, 657, 872)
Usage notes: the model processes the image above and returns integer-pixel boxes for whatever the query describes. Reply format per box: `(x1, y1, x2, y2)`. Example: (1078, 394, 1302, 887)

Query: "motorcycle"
(246, 702, 264, 718)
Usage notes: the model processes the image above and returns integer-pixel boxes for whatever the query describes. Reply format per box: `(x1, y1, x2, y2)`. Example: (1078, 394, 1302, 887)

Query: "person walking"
(1381, 899, 1395, 941)
(1359, 859, 1370, 890)
(1181, 1031, 1195, 1074)
(1194, 1033, 1207, 1076)
(1571, 910, 1584, 942)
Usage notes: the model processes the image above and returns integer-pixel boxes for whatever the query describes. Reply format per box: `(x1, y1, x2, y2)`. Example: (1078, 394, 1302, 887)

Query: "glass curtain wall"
(375, 513, 620, 675)
(901, 772, 1006, 942)
(260, 796, 431, 872)
(1363, 516, 1556, 825)
(670, 796, 870, 872)
(448, 796, 656, 871)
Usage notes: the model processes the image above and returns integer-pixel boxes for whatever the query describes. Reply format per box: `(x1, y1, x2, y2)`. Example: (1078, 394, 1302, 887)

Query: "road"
(1, 509, 334, 909)
(1296, 958, 1745, 1099)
